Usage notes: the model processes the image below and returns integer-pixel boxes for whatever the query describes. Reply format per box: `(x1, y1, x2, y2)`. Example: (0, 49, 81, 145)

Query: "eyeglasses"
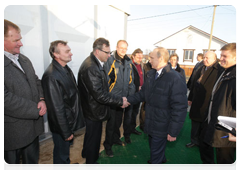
(98, 48, 111, 55)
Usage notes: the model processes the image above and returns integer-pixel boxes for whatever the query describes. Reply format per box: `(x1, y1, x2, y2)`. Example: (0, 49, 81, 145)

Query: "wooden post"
(208, 5, 217, 51)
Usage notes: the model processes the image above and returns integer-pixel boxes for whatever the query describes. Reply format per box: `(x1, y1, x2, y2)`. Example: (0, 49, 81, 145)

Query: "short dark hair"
(4, 19, 21, 38)
(221, 43, 236, 57)
(93, 38, 110, 52)
(197, 53, 203, 59)
(131, 48, 143, 59)
(49, 40, 68, 59)
(170, 53, 179, 61)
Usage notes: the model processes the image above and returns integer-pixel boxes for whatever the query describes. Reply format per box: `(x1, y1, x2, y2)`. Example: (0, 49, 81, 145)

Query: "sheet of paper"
(218, 116, 236, 128)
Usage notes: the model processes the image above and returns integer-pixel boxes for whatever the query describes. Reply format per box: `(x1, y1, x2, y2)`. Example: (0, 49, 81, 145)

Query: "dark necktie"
(155, 72, 159, 80)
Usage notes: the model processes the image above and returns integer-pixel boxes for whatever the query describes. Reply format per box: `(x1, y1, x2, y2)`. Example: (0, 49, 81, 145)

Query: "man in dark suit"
(126, 47, 188, 164)
(78, 38, 128, 164)
(42, 40, 85, 164)
(186, 51, 224, 148)
(187, 53, 204, 90)
(4, 19, 47, 164)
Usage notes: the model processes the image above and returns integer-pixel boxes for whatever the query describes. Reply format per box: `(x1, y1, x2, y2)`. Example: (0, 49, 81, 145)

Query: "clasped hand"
(121, 97, 130, 108)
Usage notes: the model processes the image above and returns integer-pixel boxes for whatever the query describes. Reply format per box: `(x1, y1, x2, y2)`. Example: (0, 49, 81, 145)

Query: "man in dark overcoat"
(126, 47, 188, 164)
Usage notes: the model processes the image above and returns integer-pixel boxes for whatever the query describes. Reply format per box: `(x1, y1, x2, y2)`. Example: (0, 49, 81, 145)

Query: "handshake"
(121, 97, 130, 108)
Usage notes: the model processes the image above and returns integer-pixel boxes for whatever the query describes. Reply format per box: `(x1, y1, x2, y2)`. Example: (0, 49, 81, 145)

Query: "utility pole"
(208, 5, 217, 51)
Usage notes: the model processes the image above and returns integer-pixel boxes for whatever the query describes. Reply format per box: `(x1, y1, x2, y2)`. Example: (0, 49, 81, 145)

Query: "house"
(153, 25, 228, 77)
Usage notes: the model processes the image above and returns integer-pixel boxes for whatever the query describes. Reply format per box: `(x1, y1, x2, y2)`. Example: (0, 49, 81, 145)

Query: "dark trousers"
(4, 137, 39, 164)
(216, 147, 236, 170)
(190, 120, 201, 145)
(104, 105, 132, 150)
(148, 135, 167, 164)
(199, 140, 215, 164)
(130, 102, 141, 132)
(115, 105, 132, 138)
(52, 133, 73, 164)
(82, 118, 102, 164)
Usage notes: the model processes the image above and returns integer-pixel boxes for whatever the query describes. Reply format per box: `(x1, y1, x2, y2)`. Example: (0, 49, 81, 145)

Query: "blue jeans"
(52, 133, 73, 164)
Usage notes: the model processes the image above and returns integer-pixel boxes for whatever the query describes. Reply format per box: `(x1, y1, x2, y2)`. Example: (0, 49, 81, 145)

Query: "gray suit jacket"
(4, 54, 44, 151)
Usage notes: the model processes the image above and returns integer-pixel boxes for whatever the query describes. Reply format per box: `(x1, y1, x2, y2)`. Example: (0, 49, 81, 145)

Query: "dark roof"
(153, 25, 228, 46)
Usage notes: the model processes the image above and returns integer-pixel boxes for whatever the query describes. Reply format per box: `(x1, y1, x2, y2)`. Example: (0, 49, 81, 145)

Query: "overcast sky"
(127, 5, 236, 54)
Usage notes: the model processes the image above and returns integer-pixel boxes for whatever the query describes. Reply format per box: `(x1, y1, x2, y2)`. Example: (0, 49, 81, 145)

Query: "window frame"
(183, 49, 195, 62)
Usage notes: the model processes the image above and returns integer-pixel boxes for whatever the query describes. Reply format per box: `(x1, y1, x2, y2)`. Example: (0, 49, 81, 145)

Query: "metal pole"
(208, 5, 217, 51)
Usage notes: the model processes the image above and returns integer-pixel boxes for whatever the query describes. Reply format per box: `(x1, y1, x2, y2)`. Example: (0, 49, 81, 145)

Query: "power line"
(128, 5, 215, 21)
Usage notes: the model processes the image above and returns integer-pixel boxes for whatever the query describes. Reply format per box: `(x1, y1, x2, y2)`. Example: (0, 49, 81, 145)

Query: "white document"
(218, 116, 236, 129)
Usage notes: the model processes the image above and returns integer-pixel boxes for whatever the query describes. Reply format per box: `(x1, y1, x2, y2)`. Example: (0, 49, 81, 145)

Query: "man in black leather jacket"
(42, 40, 85, 164)
(78, 38, 128, 164)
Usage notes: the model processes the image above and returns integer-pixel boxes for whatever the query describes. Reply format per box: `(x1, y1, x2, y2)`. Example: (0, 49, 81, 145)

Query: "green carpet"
(97, 112, 209, 164)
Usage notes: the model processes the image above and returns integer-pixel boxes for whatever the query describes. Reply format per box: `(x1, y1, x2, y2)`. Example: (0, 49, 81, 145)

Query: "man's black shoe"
(113, 140, 126, 146)
(193, 164, 204, 170)
(89, 164, 108, 170)
(70, 163, 79, 170)
(125, 136, 131, 144)
(132, 129, 142, 135)
(147, 159, 167, 164)
(186, 143, 197, 148)
(105, 149, 114, 157)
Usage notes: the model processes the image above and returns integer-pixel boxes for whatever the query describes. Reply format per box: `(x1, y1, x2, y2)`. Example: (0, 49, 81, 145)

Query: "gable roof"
(153, 25, 228, 45)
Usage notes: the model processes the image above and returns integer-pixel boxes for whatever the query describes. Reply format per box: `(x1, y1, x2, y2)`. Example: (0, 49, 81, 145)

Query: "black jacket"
(78, 53, 123, 121)
(132, 62, 145, 92)
(202, 65, 236, 147)
(42, 59, 85, 140)
(188, 61, 224, 122)
(187, 61, 204, 89)
(173, 63, 186, 81)
(127, 63, 188, 137)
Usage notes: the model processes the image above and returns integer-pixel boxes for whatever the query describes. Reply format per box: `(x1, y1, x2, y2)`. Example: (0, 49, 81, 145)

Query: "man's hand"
(167, 134, 176, 142)
(188, 101, 192, 106)
(66, 134, 74, 141)
(228, 128, 238, 142)
(121, 97, 130, 108)
(37, 100, 47, 116)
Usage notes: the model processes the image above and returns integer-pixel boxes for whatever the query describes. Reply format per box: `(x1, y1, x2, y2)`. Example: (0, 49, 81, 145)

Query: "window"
(168, 49, 176, 56)
(183, 49, 195, 62)
(202, 49, 216, 55)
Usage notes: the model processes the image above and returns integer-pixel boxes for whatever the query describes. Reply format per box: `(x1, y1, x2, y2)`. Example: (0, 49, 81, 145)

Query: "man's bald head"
(203, 51, 217, 67)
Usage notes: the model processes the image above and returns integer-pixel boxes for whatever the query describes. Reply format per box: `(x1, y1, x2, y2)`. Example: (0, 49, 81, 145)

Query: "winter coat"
(4, 54, 44, 151)
(104, 51, 135, 97)
(127, 63, 188, 137)
(42, 59, 85, 140)
(202, 65, 236, 147)
(78, 53, 123, 121)
(188, 61, 224, 122)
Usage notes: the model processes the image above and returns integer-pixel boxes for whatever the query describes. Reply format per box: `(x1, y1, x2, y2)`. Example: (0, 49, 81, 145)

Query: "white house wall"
(156, 28, 227, 66)
(4, 5, 129, 78)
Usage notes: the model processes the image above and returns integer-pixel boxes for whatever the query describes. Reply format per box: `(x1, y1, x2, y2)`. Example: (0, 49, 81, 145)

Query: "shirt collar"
(4, 51, 19, 60)
(95, 56, 104, 67)
(156, 67, 164, 76)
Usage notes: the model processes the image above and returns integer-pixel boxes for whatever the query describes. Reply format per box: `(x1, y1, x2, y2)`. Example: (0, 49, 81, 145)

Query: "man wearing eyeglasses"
(78, 38, 128, 164)
(103, 40, 135, 157)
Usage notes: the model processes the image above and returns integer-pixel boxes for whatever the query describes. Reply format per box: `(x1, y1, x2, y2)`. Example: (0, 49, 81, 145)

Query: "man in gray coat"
(4, 19, 47, 164)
